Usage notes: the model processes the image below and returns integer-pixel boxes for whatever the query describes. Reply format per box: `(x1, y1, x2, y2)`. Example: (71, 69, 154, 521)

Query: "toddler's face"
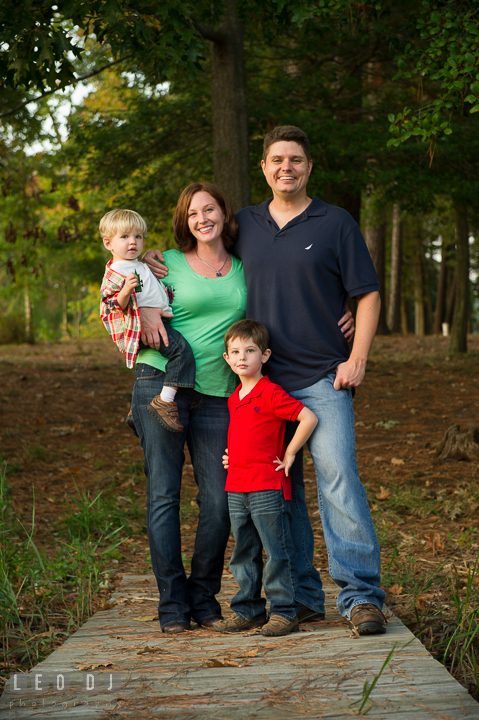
(104, 228, 144, 262)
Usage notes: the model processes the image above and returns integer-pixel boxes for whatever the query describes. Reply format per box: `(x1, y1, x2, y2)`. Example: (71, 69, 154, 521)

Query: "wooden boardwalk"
(2, 573, 479, 720)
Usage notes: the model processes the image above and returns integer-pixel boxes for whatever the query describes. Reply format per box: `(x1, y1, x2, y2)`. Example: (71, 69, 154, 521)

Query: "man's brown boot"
(146, 397, 183, 433)
(348, 603, 387, 635)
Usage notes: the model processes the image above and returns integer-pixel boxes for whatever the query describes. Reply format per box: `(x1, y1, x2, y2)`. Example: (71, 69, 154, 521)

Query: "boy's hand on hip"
(222, 449, 229, 470)
(142, 249, 168, 278)
(274, 453, 295, 477)
(138, 306, 172, 349)
(333, 358, 366, 390)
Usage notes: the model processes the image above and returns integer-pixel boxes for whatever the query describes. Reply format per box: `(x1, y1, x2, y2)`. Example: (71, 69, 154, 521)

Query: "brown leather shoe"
(212, 614, 267, 633)
(197, 617, 222, 628)
(348, 603, 387, 635)
(125, 409, 139, 437)
(261, 615, 299, 637)
(146, 397, 183, 433)
(297, 603, 325, 623)
(161, 623, 190, 634)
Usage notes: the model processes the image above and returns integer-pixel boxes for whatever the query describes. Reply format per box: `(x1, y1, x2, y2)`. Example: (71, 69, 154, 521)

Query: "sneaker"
(261, 615, 299, 637)
(212, 614, 267, 633)
(297, 603, 325, 623)
(348, 603, 387, 635)
(146, 397, 183, 433)
(125, 409, 139, 437)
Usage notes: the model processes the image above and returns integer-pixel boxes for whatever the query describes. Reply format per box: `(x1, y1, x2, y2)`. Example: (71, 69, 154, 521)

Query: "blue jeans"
(227, 490, 297, 621)
(132, 365, 230, 629)
(289, 372, 385, 619)
(139, 320, 195, 389)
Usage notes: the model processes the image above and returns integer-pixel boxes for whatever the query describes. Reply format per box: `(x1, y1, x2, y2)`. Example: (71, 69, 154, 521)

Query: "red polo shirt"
(226, 376, 304, 500)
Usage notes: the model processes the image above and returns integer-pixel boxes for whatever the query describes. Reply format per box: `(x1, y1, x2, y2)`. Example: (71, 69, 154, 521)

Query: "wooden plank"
(2, 574, 478, 720)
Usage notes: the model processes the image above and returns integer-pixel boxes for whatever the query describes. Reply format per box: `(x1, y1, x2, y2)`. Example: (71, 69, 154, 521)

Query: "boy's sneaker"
(212, 614, 267, 633)
(125, 409, 139, 438)
(261, 615, 299, 637)
(146, 397, 183, 433)
(348, 603, 387, 635)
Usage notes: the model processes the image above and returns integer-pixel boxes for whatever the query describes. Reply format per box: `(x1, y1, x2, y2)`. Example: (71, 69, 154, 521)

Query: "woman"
(134, 182, 354, 633)
(132, 182, 246, 633)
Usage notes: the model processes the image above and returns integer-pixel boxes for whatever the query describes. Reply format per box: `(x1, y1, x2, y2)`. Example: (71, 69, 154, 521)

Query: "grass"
(0, 462, 139, 687)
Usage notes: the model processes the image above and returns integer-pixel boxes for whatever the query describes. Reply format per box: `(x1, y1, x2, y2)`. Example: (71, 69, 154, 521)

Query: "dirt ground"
(1, 335, 479, 651)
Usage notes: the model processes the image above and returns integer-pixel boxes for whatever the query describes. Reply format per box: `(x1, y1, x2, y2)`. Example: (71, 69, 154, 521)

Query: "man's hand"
(138, 306, 173, 349)
(338, 309, 355, 341)
(274, 453, 296, 477)
(333, 358, 366, 390)
(142, 249, 168, 279)
(222, 449, 229, 470)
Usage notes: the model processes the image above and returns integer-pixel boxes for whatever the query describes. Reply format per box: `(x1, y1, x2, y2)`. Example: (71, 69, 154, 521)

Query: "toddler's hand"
(222, 448, 229, 470)
(124, 272, 140, 294)
(274, 453, 296, 477)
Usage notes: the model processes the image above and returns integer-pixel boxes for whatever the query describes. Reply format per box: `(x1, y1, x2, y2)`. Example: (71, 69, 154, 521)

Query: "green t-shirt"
(137, 249, 247, 397)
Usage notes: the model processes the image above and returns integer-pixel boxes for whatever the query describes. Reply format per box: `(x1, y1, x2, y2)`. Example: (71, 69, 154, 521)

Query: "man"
(141, 125, 386, 635)
(234, 125, 385, 635)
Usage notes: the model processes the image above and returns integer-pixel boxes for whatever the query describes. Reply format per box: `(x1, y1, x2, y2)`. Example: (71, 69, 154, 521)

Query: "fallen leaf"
(415, 592, 436, 609)
(423, 532, 444, 553)
(240, 648, 258, 658)
(76, 662, 113, 671)
(202, 658, 245, 668)
(133, 615, 158, 622)
(376, 486, 392, 501)
(391, 457, 405, 465)
(388, 583, 403, 596)
(137, 646, 166, 655)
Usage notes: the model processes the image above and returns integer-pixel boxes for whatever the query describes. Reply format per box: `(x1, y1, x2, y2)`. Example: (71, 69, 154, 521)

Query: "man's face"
(261, 141, 312, 198)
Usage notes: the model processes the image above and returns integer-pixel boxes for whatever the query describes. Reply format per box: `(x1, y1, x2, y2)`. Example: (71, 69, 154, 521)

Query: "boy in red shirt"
(213, 319, 318, 637)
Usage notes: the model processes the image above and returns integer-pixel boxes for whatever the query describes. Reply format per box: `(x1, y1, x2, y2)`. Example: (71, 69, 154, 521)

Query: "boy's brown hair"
(263, 125, 311, 163)
(224, 319, 270, 354)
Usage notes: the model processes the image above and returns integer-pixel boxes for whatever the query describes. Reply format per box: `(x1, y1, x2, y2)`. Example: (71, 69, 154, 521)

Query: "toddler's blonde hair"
(99, 209, 147, 240)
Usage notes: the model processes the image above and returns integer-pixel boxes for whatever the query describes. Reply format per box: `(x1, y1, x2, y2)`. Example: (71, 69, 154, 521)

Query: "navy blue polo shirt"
(235, 197, 379, 392)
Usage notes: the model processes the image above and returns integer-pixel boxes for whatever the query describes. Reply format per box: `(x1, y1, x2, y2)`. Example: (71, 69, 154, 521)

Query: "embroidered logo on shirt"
(305, 244, 313, 250)
(254, 406, 261, 413)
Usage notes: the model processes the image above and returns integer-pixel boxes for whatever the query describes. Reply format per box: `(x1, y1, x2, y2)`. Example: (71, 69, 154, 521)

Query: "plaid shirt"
(100, 260, 141, 369)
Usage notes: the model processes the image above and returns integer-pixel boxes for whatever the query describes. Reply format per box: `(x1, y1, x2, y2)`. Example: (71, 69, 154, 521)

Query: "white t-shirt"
(110, 259, 172, 313)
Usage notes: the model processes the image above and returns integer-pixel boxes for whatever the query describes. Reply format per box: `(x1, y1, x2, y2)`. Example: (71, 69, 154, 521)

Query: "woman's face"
(187, 191, 225, 248)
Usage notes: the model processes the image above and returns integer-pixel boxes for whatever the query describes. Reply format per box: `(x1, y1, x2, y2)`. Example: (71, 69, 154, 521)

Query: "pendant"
(216, 271, 222, 277)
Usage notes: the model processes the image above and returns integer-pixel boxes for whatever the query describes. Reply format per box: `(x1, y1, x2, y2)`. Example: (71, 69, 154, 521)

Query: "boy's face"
(103, 228, 144, 263)
(223, 336, 271, 380)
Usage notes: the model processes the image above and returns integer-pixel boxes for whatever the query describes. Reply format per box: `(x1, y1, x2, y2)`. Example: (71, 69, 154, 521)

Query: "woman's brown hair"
(172, 182, 238, 253)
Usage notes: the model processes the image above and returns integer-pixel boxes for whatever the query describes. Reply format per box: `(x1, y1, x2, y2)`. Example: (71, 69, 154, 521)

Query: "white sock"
(160, 386, 177, 403)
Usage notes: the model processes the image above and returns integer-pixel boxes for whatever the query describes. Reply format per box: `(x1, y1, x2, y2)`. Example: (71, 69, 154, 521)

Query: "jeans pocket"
(135, 364, 165, 381)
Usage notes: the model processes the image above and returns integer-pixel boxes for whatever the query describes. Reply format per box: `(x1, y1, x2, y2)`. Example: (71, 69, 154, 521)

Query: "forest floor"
(1, 335, 479, 698)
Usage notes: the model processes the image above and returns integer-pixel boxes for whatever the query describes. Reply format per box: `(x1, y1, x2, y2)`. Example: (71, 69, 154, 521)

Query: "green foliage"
(388, 0, 479, 147)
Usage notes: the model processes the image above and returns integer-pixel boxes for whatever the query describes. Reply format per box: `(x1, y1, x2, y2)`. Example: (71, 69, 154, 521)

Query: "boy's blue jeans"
(289, 372, 386, 619)
(227, 490, 297, 621)
(140, 320, 195, 388)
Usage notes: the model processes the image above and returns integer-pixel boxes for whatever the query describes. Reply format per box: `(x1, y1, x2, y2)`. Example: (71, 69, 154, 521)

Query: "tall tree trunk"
(413, 233, 425, 336)
(388, 203, 402, 332)
(24, 287, 33, 344)
(401, 297, 411, 334)
(364, 208, 389, 334)
(448, 202, 469, 354)
(445, 272, 456, 328)
(203, 0, 250, 211)
(434, 235, 448, 334)
(61, 283, 69, 337)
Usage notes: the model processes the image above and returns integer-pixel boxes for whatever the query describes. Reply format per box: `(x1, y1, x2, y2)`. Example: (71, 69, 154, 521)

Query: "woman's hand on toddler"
(222, 449, 229, 470)
(142, 249, 168, 278)
(274, 453, 295, 477)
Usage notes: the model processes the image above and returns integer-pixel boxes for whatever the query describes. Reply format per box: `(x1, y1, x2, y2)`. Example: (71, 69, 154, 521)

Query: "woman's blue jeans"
(132, 364, 230, 629)
(289, 372, 386, 619)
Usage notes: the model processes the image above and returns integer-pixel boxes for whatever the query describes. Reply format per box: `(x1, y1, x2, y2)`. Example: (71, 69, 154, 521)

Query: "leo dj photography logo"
(4, 671, 124, 713)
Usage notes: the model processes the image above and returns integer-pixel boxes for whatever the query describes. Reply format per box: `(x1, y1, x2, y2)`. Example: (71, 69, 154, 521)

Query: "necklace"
(195, 250, 230, 276)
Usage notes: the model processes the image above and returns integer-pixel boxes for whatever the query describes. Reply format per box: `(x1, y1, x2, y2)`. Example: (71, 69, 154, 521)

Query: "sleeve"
(270, 385, 305, 422)
(337, 225, 380, 299)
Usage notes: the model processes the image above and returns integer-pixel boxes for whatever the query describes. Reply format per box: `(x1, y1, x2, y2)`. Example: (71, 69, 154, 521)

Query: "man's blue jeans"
(227, 490, 297, 621)
(132, 364, 230, 629)
(289, 372, 386, 619)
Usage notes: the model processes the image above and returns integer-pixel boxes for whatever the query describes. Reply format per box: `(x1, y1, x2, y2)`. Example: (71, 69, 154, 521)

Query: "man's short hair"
(263, 125, 311, 163)
(224, 319, 270, 354)
(172, 182, 238, 253)
(99, 209, 147, 239)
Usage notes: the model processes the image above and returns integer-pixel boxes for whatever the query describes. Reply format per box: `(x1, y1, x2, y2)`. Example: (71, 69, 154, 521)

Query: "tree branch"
(0, 54, 133, 119)
(194, 21, 228, 45)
